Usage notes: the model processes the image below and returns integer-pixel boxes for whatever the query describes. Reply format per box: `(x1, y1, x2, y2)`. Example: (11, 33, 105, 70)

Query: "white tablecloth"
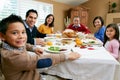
(42, 46, 120, 80)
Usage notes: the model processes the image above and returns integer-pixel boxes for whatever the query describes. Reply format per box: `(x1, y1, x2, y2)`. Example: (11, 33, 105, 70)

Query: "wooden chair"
(0, 62, 5, 80)
(118, 50, 120, 62)
(0, 71, 5, 80)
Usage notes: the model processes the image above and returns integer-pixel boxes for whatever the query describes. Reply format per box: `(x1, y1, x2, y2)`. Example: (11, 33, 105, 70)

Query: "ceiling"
(52, 0, 89, 6)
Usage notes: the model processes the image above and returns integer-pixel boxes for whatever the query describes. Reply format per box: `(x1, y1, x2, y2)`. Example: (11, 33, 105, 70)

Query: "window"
(0, 0, 18, 20)
(0, 0, 53, 27)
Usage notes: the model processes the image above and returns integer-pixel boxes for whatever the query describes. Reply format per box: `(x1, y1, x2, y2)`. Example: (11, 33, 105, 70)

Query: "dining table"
(32, 36, 120, 80)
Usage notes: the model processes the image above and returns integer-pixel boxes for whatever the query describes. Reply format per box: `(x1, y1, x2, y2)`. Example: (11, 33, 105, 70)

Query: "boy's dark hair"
(0, 14, 24, 34)
(93, 16, 104, 27)
(44, 14, 54, 27)
(25, 9, 38, 18)
(103, 23, 119, 46)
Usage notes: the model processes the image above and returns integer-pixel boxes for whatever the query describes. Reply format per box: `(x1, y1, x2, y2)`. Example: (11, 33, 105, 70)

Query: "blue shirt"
(94, 26, 106, 42)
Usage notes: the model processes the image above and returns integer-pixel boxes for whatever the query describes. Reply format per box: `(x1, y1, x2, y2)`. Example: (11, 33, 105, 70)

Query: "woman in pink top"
(103, 23, 120, 59)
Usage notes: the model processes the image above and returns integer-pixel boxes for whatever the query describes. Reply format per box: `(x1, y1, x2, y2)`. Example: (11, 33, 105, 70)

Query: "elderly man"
(67, 16, 91, 34)
(23, 9, 46, 45)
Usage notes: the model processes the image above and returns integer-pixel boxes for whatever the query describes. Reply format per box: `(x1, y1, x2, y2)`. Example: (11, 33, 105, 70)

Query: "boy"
(0, 14, 80, 80)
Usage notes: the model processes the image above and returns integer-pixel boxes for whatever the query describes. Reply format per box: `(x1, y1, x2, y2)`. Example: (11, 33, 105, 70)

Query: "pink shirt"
(104, 39, 120, 59)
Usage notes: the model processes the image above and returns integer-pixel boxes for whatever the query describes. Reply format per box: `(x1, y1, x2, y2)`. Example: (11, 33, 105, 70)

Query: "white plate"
(45, 46, 68, 53)
(44, 37, 56, 42)
(82, 39, 102, 45)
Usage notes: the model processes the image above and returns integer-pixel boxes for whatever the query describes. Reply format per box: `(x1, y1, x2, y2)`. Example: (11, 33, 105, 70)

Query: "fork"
(71, 49, 74, 52)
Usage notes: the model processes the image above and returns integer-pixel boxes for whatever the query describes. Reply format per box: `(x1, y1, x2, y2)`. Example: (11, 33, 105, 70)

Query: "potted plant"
(111, 2, 117, 13)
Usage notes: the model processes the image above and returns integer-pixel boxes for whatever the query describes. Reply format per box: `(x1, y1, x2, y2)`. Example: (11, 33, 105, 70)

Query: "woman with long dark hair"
(38, 14, 54, 34)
